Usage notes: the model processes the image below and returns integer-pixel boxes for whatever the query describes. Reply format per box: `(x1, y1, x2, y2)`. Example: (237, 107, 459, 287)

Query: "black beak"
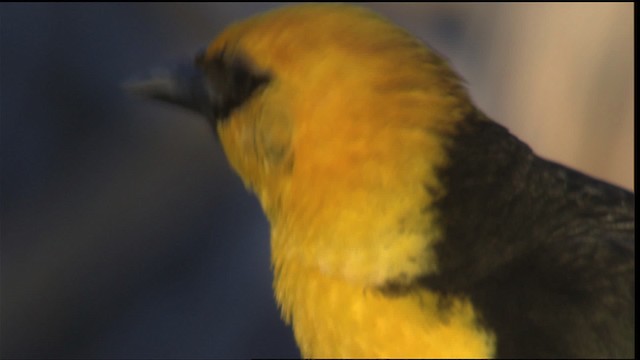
(126, 51, 269, 126)
(125, 62, 219, 122)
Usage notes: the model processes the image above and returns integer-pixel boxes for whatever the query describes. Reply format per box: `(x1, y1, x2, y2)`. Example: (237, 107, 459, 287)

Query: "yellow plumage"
(277, 260, 494, 358)
(203, 4, 494, 357)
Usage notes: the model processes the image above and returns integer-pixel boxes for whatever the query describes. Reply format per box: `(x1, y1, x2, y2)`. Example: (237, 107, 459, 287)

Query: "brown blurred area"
(1, 3, 633, 359)
(372, 2, 633, 190)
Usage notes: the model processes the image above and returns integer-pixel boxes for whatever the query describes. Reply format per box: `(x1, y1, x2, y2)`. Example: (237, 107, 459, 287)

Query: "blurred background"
(1, 3, 633, 359)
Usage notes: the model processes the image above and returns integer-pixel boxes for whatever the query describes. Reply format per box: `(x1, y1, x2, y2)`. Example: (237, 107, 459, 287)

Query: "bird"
(129, 4, 635, 358)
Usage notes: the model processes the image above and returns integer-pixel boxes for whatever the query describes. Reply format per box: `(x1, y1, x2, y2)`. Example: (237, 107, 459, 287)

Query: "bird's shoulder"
(413, 111, 634, 358)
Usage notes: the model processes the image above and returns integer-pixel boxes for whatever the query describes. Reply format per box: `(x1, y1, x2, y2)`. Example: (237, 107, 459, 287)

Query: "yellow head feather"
(204, 4, 472, 287)
(201, 5, 494, 357)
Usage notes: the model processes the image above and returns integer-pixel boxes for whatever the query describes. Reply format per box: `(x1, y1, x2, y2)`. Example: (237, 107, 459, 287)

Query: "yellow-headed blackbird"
(130, 4, 634, 358)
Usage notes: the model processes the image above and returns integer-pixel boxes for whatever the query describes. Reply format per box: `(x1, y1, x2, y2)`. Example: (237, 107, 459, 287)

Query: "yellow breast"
(274, 259, 496, 358)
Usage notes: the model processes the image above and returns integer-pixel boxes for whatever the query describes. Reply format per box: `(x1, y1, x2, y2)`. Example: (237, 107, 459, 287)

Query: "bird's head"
(131, 4, 474, 287)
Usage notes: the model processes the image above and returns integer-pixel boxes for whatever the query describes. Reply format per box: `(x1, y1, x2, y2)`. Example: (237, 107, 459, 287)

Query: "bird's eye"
(198, 50, 270, 120)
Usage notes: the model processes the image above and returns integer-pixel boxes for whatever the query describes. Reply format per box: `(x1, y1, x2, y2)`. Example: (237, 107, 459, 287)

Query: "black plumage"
(422, 111, 634, 358)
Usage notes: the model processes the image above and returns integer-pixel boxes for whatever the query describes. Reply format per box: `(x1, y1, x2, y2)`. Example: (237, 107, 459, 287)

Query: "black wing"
(419, 111, 634, 358)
